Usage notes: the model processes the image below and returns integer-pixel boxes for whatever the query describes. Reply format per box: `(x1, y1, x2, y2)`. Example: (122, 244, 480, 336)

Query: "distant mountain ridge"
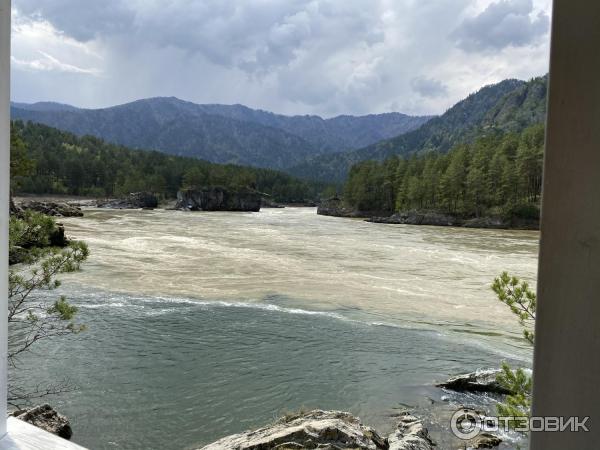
(10, 98, 432, 170)
(288, 75, 548, 182)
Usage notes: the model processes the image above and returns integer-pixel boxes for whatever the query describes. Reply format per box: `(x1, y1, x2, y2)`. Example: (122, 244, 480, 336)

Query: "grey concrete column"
(530, 1, 600, 448)
(0, 0, 9, 437)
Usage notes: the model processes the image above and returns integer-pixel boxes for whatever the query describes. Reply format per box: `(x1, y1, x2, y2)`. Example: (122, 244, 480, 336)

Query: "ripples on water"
(15, 208, 539, 449)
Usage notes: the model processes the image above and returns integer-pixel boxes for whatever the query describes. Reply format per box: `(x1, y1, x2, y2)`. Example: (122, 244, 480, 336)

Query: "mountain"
(10, 98, 431, 170)
(289, 75, 548, 182)
(11, 101, 79, 112)
(11, 120, 322, 202)
(189, 104, 432, 152)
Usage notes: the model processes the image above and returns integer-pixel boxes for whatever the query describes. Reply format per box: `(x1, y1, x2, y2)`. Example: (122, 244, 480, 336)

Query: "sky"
(10, 0, 552, 117)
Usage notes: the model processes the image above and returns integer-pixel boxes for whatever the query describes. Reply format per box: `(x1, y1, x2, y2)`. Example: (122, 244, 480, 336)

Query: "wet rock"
(200, 409, 387, 449)
(12, 404, 73, 440)
(176, 187, 261, 212)
(19, 200, 83, 217)
(317, 197, 375, 218)
(388, 413, 435, 450)
(462, 217, 506, 229)
(467, 432, 502, 448)
(436, 369, 513, 395)
(47, 223, 69, 247)
(97, 192, 158, 209)
(261, 197, 285, 208)
(369, 211, 458, 226)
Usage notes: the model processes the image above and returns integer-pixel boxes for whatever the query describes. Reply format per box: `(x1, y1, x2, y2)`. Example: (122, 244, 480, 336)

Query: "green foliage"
(11, 121, 326, 203)
(492, 271, 536, 344)
(496, 362, 532, 427)
(8, 213, 89, 406)
(491, 272, 537, 427)
(10, 122, 35, 191)
(342, 124, 545, 216)
(9, 211, 57, 251)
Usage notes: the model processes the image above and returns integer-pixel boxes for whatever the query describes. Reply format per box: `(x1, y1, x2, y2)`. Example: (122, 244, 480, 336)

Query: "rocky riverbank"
(13, 192, 159, 214)
(369, 212, 539, 230)
(200, 369, 515, 449)
(201, 409, 434, 450)
(14, 199, 84, 217)
(316, 197, 387, 218)
(317, 199, 539, 230)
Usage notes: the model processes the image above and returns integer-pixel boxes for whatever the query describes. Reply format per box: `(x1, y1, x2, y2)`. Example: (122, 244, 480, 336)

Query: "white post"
(530, 0, 600, 448)
(0, 0, 9, 438)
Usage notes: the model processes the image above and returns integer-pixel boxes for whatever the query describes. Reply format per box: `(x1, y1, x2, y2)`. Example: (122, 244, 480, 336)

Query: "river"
(15, 207, 539, 449)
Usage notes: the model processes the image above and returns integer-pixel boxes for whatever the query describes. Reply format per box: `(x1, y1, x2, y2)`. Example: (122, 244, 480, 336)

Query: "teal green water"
(13, 208, 539, 449)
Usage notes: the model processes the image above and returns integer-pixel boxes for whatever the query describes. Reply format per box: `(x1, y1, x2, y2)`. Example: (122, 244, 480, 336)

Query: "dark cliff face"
(176, 187, 261, 212)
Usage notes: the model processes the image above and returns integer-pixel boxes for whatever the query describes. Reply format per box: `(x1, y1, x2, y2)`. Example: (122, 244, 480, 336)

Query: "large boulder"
(317, 197, 368, 218)
(261, 197, 285, 208)
(12, 404, 73, 440)
(19, 200, 83, 217)
(467, 432, 502, 449)
(436, 369, 513, 395)
(200, 410, 387, 450)
(388, 413, 435, 450)
(176, 187, 261, 212)
(97, 192, 158, 209)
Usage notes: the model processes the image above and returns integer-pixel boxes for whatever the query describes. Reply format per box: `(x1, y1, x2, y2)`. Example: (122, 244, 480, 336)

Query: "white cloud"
(10, 0, 552, 116)
(11, 9, 102, 75)
(452, 0, 549, 52)
(11, 51, 100, 75)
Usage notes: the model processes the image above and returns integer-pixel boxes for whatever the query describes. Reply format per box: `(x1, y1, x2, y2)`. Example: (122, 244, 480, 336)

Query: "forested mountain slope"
(11, 98, 431, 170)
(10, 121, 322, 202)
(289, 76, 548, 182)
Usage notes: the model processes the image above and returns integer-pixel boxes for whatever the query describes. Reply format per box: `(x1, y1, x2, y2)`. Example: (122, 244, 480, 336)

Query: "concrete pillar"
(530, 0, 600, 448)
(0, 0, 9, 438)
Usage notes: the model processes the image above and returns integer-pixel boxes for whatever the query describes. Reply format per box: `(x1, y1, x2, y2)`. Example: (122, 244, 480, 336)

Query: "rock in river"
(436, 368, 513, 395)
(97, 191, 158, 209)
(317, 197, 370, 218)
(176, 187, 261, 212)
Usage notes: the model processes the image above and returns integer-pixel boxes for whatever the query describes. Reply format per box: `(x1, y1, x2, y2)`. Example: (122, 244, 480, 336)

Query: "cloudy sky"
(10, 0, 552, 117)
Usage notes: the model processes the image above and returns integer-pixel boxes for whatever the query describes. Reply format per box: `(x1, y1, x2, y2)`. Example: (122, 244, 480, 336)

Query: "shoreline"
(317, 200, 539, 231)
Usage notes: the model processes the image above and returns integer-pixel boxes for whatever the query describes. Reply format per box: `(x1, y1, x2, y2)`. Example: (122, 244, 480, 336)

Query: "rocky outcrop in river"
(200, 409, 434, 450)
(176, 187, 261, 212)
(436, 368, 514, 395)
(12, 404, 73, 440)
(18, 200, 84, 217)
(317, 197, 377, 218)
(97, 192, 158, 209)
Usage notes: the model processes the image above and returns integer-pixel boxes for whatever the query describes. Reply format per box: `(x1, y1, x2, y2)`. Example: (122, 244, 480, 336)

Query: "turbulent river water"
(16, 207, 539, 449)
